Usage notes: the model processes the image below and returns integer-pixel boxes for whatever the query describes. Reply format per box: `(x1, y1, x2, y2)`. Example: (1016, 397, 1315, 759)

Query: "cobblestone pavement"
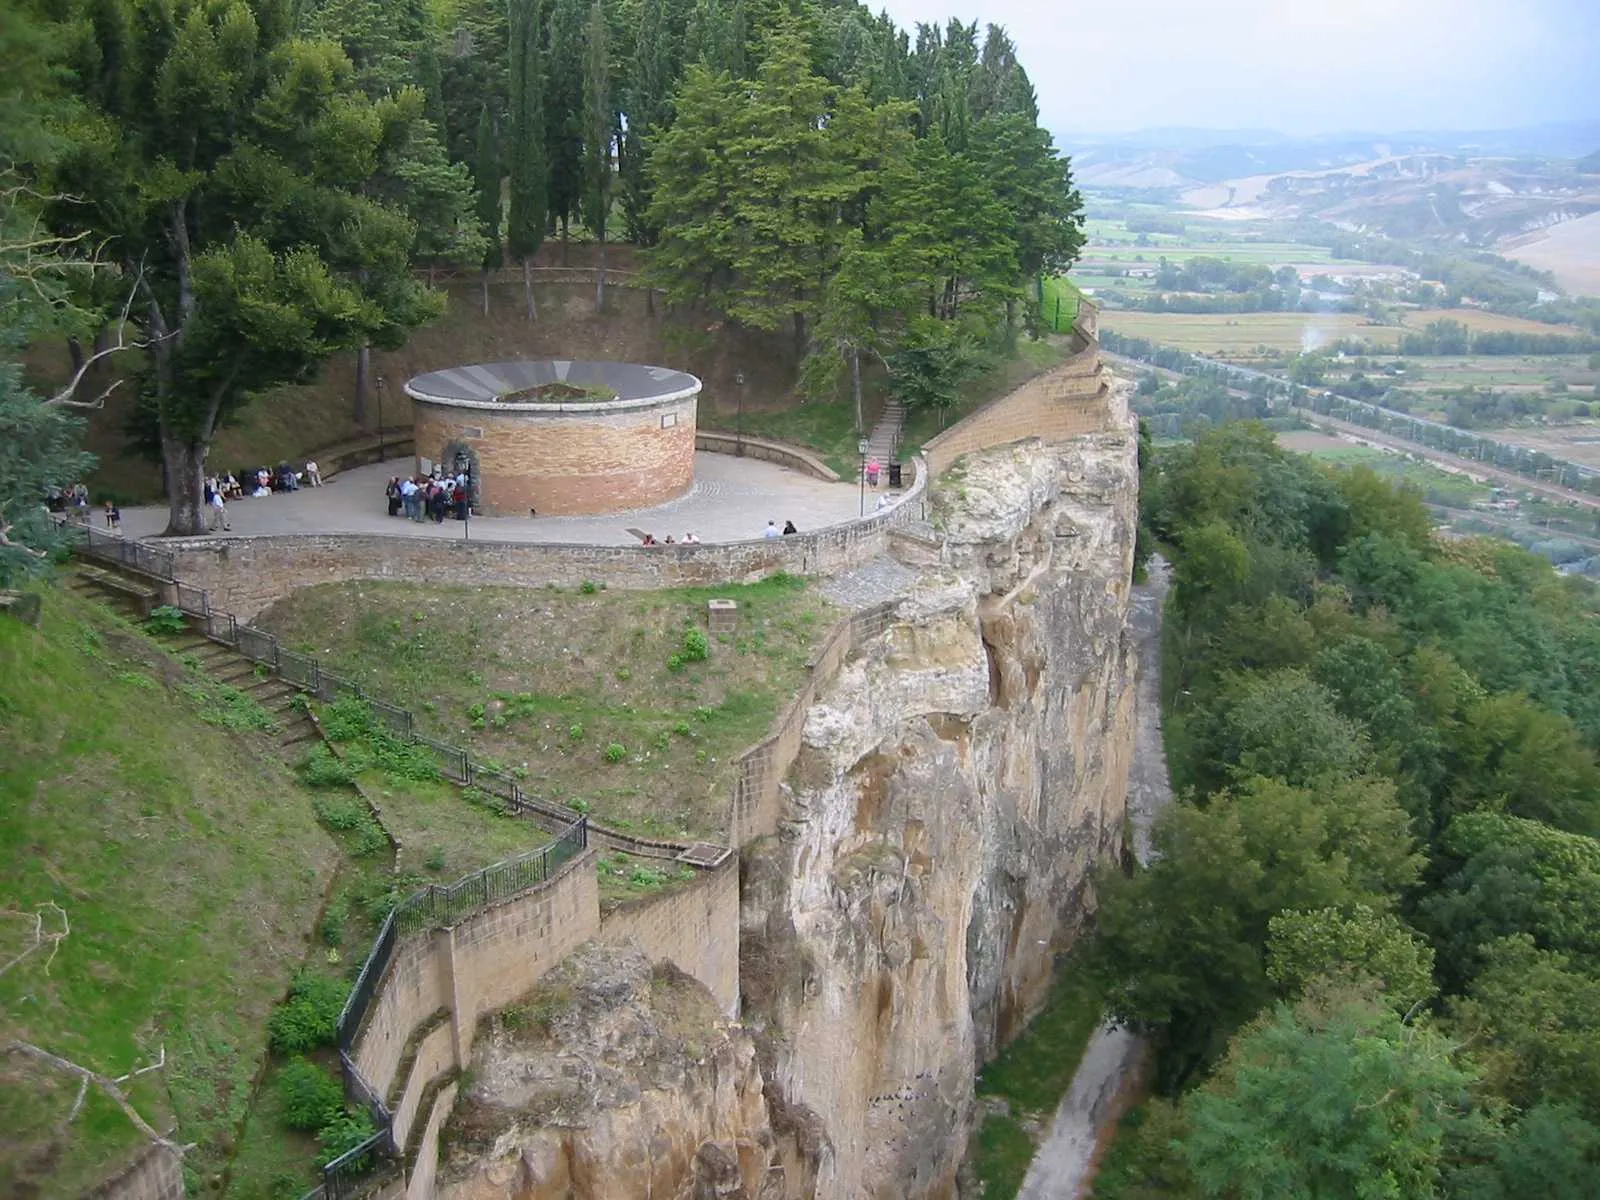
(817, 555, 921, 610)
(116, 454, 894, 547)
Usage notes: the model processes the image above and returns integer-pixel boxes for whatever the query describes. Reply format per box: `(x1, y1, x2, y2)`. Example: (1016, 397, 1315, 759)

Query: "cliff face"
(431, 397, 1140, 1200)
(437, 943, 783, 1200)
(741, 404, 1140, 1199)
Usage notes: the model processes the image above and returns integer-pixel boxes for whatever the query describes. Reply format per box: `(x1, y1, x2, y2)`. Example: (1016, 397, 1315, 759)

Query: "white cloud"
(867, 0, 1597, 137)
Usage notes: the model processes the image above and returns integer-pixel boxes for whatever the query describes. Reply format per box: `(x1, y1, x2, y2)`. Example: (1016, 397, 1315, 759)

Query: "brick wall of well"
(922, 344, 1109, 478)
(161, 458, 928, 621)
(598, 856, 741, 1015)
(413, 393, 697, 516)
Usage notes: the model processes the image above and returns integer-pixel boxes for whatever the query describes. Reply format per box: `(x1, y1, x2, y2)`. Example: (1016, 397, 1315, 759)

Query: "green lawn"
(0, 586, 344, 1198)
(712, 396, 873, 479)
(253, 577, 837, 839)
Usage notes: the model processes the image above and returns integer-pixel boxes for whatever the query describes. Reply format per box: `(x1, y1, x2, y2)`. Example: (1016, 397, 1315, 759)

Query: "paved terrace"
(119, 454, 884, 546)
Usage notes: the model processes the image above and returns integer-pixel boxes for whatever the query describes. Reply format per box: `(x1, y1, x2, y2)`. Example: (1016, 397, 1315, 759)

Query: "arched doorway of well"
(437, 440, 483, 513)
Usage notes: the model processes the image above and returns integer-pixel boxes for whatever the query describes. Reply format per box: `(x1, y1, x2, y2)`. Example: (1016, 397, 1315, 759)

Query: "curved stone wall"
(407, 361, 701, 517)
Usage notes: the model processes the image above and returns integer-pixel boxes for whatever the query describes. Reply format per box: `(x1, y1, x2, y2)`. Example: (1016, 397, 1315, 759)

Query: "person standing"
(866, 457, 881, 488)
(209, 488, 230, 531)
(305, 460, 323, 487)
(400, 477, 420, 521)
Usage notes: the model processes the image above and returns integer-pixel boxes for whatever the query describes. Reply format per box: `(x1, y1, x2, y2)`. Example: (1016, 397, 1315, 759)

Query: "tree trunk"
(595, 238, 606, 312)
(792, 310, 807, 364)
(522, 257, 538, 320)
(354, 343, 370, 426)
(161, 435, 209, 536)
(481, 269, 491, 316)
(851, 347, 863, 435)
(66, 337, 85, 375)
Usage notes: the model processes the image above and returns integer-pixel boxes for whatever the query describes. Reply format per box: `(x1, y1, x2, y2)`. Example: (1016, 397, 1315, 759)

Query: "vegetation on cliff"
(1092, 422, 1600, 1195)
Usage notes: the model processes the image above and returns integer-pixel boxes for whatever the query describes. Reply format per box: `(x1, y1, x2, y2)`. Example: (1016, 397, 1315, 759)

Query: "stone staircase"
(66, 566, 320, 755)
(866, 398, 906, 466)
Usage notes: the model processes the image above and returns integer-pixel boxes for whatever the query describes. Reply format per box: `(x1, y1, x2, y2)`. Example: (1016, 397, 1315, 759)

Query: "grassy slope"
(253, 577, 835, 839)
(0, 586, 342, 1198)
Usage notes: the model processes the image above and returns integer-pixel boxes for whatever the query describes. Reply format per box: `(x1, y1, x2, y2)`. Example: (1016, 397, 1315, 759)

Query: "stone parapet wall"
(161, 455, 929, 622)
(390, 1020, 457, 1154)
(405, 1080, 458, 1200)
(694, 430, 842, 481)
(921, 343, 1109, 478)
(354, 931, 450, 1114)
(598, 857, 742, 1016)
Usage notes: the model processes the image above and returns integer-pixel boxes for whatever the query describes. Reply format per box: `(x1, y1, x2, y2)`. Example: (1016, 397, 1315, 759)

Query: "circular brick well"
(405, 360, 702, 517)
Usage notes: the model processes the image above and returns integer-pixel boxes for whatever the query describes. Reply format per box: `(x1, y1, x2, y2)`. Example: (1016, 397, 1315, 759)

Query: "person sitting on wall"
(663, 534, 676, 544)
(782, 520, 798, 535)
(763, 520, 781, 539)
(682, 531, 700, 544)
(640, 532, 658, 546)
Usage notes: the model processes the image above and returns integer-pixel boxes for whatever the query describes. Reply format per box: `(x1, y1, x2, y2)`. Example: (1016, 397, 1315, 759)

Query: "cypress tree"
(473, 103, 502, 314)
(545, 0, 587, 256)
(507, 0, 548, 319)
(582, 0, 612, 309)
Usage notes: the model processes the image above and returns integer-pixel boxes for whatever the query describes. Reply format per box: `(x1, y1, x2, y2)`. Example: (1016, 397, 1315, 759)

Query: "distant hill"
(1578, 149, 1600, 174)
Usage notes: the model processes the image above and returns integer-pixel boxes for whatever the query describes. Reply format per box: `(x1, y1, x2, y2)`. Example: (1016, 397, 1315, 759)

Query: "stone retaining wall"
(598, 857, 741, 1016)
(694, 430, 842, 481)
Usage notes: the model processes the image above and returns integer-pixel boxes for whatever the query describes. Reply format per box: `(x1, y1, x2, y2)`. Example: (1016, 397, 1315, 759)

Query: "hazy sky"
(871, 0, 1599, 138)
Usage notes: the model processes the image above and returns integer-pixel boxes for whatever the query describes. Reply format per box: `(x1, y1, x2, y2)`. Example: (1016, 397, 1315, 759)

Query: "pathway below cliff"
(1015, 556, 1171, 1200)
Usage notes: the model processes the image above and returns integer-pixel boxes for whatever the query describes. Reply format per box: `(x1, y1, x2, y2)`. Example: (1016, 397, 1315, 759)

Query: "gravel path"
(1015, 557, 1171, 1200)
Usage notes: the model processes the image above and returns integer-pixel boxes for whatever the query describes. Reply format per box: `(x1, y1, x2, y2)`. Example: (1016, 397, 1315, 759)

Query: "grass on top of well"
(0, 584, 344, 1198)
(254, 575, 838, 840)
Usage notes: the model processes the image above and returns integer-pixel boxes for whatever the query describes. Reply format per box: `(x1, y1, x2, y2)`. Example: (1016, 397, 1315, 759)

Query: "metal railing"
(393, 818, 587, 935)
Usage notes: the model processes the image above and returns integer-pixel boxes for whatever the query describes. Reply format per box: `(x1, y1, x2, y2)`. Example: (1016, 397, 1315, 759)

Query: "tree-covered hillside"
(1093, 422, 1600, 1196)
(7, 0, 1083, 535)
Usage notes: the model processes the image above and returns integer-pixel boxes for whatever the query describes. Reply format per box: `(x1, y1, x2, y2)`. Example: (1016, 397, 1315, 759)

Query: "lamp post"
(857, 437, 870, 517)
(735, 371, 746, 457)
(455, 450, 471, 543)
(375, 374, 386, 462)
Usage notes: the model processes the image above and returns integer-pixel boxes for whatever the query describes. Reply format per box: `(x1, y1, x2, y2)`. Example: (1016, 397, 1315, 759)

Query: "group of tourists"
(762, 520, 800, 538)
(636, 531, 701, 546)
(387, 472, 472, 523)
(43, 482, 90, 513)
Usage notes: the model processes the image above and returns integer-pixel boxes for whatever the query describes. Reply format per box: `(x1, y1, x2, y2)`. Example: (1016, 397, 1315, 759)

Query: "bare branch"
(45, 269, 174, 409)
(0, 902, 69, 977)
(6, 1041, 193, 1156)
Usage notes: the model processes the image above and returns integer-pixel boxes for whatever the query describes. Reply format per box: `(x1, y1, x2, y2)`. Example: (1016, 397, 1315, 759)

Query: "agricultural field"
(1477, 424, 1600, 471)
(1099, 310, 1392, 354)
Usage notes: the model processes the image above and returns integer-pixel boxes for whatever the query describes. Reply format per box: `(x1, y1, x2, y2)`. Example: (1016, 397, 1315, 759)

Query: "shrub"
(666, 653, 684, 672)
(145, 605, 188, 636)
(267, 973, 348, 1054)
(681, 627, 710, 662)
(350, 823, 389, 858)
(316, 1107, 377, 1168)
(604, 743, 627, 763)
(311, 793, 368, 832)
(580, 580, 599, 595)
(673, 721, 692, 737)
(301, 745, 356, 789)
(321, 696, 375, 742)
(424, 846, 446, 872)
(568, 722, 585, 741)
(319, 895, 348, 947)
(277, 1059, 344, 1131)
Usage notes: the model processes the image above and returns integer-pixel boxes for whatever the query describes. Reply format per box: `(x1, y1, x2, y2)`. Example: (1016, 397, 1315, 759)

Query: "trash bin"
(888, 462, 903, 489)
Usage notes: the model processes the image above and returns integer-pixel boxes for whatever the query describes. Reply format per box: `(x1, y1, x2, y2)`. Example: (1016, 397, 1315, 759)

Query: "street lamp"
(375, 374, 387, 462)
(454, 450, 471, 542)
(857, 437, 870, 516)
(735, 371, 746, 457)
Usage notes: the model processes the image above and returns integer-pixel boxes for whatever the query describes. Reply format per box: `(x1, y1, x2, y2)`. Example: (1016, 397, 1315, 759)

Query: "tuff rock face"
(437, 943, 783, 1200)
(740, 409, 1140, 1199)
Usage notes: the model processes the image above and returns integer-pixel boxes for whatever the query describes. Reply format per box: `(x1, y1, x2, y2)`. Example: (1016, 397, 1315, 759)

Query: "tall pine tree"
(545, 0, 587, 256)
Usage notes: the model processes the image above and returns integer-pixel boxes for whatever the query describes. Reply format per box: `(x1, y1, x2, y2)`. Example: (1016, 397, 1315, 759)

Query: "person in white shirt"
(763, 520, 781, 539)
(305, 460, 323, 487)
(683, 531, 700, 544)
